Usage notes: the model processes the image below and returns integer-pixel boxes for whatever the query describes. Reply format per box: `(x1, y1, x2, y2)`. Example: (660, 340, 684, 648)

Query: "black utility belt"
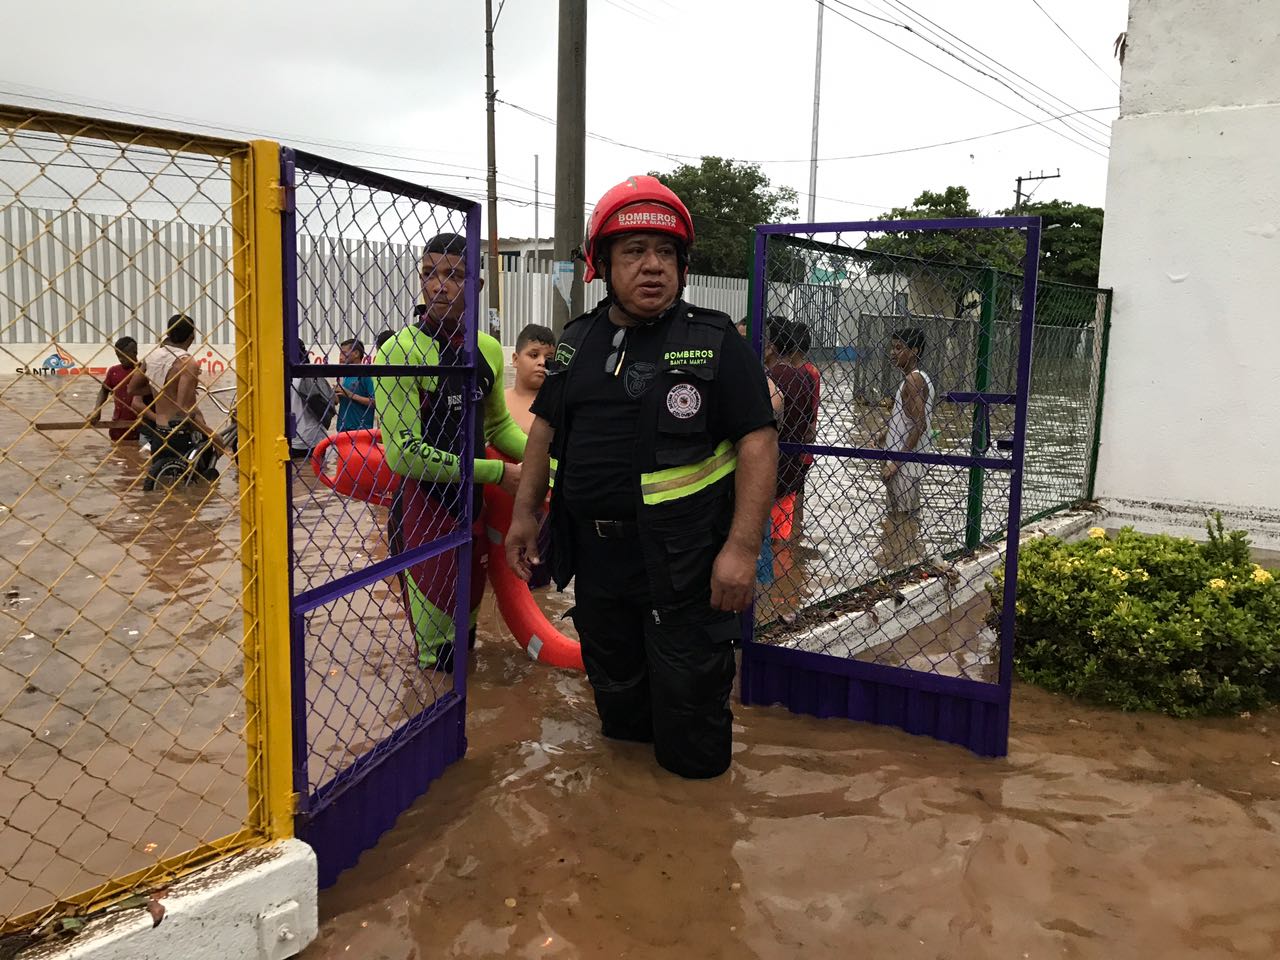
(575, 518, 639, 540)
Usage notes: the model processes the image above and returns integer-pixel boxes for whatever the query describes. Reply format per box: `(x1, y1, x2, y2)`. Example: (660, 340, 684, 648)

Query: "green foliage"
(865, 186, 1025, 271)
(862, 187, 1105, 310)
(1005, 198, 1105, 287)
(650, 157, 798, 278)
(993, 517, 1280, 717)
(863, 186, 1023, 316)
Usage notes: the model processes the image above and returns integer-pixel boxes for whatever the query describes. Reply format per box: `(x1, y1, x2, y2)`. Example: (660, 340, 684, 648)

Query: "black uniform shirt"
(531, 304, 775, 520)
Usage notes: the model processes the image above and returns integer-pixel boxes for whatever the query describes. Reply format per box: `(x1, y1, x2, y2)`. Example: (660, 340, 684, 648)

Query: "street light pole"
(807, 0, 824, 222)
(485, 0, 501, 311)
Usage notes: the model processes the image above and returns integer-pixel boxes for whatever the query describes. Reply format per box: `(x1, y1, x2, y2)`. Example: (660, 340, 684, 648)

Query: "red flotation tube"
(310, 429, 401, 506)
(310, 430, 582, 670)
(482, 449, 583, 671)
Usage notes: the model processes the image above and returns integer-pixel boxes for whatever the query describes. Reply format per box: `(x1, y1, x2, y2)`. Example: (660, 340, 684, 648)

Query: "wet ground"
(0, 373, 247, 924)
(304, 599, 1280, 960)
(6, 367, 1280, 957)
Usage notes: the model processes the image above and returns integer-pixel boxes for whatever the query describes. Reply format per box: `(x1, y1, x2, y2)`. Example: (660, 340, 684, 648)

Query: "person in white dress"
(877, 328, 934, 569)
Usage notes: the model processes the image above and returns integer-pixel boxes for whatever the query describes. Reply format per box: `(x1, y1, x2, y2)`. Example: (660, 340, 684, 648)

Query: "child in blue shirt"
(335, 337, 375, 432)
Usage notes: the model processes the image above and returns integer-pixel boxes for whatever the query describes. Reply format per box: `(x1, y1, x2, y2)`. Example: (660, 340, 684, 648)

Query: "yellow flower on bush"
(1251, 566, 1274, 585)
(1110, 566, 1129, 581)
(1088, 527, 1107, 539)
(1097, 547, 1115, 557)
(1208, 578, 1228, 590)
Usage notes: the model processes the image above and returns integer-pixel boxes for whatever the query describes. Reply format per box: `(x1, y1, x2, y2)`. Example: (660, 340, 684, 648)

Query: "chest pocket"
(654, 362, 714, 466)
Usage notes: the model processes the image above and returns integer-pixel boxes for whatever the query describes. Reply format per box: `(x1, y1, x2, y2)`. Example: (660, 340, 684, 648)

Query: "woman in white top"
(877, 327, 934, 569)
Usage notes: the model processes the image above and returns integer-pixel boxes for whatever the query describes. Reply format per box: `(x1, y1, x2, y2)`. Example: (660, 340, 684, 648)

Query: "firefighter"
(506, 176, 777, 779)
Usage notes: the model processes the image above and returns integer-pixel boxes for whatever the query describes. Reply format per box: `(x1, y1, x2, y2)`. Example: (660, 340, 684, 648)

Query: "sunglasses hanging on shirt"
(605, 325, 628, 377)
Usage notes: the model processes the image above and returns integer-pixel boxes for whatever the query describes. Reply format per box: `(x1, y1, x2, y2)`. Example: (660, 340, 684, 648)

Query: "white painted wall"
(1094, 0, 1280, 545)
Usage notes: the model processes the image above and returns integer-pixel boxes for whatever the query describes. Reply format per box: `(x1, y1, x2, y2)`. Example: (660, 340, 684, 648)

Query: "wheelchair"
(138, 419, 236, 492)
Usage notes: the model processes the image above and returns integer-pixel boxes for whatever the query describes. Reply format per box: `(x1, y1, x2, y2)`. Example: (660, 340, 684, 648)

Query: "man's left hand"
(881, 461, 899, 483)
(710, 543, 756, 613)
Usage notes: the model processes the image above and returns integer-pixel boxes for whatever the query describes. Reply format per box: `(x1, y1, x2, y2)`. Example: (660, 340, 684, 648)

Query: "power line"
(763, 106, 1115, 163)
(498, 96, 1114, 167)
(817, 0, 1109, 160)
(1027, 0, 1120, 89)
(825, 0, 1109, 151)
(494, 98, 894, 210)
(601, 0, 660, 26)
(874, 0, 1113, 136)
(5, 131, 544, 198)
(0, 85, 543, 192)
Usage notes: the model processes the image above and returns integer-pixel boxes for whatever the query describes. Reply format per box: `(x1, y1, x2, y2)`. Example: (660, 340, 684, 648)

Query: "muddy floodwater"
(5, 369, 1280, 959)
(304, 601, 1280, 960)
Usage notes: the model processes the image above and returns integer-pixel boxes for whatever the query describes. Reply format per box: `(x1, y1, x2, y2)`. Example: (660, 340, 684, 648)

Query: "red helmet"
(582, 175, 695, 282)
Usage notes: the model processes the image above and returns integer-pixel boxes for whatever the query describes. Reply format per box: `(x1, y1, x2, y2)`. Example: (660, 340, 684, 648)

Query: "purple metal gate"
(741, 217, 1041, 757)
(281, 148, 481, 884)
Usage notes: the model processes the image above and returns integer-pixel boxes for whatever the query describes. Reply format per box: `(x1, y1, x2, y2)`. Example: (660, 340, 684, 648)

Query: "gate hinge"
(274, 436, 291, 464)
(266, 179, 295, 214)
(289, 791, 305, 815)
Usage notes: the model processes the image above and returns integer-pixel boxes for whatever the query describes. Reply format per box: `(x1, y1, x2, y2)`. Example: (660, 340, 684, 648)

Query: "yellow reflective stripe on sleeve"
(639, 440, 737, 506)
(548, 456, 559, 488)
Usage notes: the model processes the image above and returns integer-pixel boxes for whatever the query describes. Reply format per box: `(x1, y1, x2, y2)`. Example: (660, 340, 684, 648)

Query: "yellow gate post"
(234, 140, 296, 843)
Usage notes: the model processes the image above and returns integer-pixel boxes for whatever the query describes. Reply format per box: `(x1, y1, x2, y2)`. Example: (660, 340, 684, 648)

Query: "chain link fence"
(751, 223, 1041, 699)
(285, 151, 479, 882)
(0, 108, 282, 940)
(775, 248, 1110, 533)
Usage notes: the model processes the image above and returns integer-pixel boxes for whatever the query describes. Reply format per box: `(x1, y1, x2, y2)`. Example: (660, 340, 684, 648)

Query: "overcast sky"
(3, 0, 1127, 239)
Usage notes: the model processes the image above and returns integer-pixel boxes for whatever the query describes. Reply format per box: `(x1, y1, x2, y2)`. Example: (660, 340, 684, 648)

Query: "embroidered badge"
(666, 383, 702, 419)
(554, 342, 576, 366)
(624, 361, 657, 399)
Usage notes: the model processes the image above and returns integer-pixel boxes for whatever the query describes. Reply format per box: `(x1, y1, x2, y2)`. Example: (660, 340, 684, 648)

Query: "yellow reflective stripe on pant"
(639, 440, 737, 506)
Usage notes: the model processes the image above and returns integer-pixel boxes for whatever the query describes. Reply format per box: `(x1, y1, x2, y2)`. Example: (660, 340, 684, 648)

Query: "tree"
(650, 157, 798, 278)
(863, 186, 1105, 287)
(1006, 199, 1104, 287)
(864, 186, 1023, 274)
(863, 186, 1024, 316)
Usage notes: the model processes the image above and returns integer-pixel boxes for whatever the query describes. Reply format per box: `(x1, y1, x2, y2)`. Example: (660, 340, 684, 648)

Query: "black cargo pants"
(568, 518, 738, 779)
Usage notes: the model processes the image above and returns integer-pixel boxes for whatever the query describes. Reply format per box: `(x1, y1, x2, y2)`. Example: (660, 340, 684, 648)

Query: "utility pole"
(1014, 168, 1060, 213)
(807, 1, 824, 222)
(552, 0, 587, 334)
(533, 154, 540, 262)
(484, 0, 501, 311)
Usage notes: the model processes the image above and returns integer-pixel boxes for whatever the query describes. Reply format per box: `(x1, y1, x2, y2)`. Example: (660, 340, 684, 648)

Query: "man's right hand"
(497, 460, 522, 499)
(505, 509, 541, 582)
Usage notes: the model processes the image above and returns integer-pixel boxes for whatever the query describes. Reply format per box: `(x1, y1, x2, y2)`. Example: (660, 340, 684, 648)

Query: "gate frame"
(279, 147, 482, 884)
(741, 216, 1041, 757)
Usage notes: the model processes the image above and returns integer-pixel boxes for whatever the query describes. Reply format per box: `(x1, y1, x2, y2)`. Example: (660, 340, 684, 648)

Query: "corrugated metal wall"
(2, 209, 751, 348)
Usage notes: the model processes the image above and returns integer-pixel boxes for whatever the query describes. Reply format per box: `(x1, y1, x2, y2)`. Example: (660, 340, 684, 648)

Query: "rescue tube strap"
(639, 440, 737, 505)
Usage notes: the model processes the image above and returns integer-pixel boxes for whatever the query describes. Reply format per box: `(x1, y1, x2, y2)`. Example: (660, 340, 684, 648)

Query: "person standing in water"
(507, 175, 777, 780)
(877, 327, 934, 570)
(375, 232, 526, 672)
(89, 335, 150, 443)
(505, 324, 556, 435)
(334, 337, 375, 432)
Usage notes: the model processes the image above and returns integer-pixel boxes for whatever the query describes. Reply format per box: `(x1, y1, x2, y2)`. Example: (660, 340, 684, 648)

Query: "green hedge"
(993, 517, 1280, 716)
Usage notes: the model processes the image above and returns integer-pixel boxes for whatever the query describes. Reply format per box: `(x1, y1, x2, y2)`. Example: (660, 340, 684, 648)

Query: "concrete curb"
(781, 508, 1100, 659)
(19, 839, 318, 960)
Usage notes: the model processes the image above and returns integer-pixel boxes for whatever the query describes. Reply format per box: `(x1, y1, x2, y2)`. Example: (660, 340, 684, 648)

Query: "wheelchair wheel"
(144, 457, 188, 492)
